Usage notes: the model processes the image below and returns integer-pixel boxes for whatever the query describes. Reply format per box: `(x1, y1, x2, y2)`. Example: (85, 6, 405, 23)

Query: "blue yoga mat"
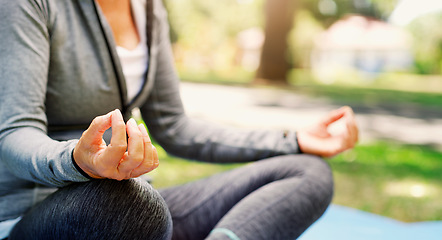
(298, 205, 442, 240)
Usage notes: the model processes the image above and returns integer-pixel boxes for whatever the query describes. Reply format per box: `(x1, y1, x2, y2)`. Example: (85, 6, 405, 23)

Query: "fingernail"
(127, 118, 137, 128)
(114, 109, 122, 117)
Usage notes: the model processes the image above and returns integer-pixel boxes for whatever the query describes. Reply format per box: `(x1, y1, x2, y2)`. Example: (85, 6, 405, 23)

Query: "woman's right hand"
(73, 109, 159, 180)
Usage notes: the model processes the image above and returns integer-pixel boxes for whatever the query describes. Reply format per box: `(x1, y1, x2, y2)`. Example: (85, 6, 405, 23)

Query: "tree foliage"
(163, 0, 264, 73)
(164, 0, 441, 78)
(164, 0, 264, 44)
(407, 13, 442, 74)
(299, 0, 398, 26)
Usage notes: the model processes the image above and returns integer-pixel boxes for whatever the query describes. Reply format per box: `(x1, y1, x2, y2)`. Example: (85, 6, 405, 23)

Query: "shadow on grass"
(181, 73, 442, 120)
(296, 85, 442, 120)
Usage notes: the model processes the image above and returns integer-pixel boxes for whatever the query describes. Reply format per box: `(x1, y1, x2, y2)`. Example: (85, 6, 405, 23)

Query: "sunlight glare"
(384, 181, 436, 198)
(389, 0, 442, 26)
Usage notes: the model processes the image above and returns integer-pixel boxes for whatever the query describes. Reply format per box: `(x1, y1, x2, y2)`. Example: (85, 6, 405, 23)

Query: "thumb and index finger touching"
(77, 109, 157, 179)
(321, 106, 351, 127)
(80, 110, 114, 147)
(324, 106, 359, 145)
(319, 105, 359, 140)
(97, 109, 130, 169)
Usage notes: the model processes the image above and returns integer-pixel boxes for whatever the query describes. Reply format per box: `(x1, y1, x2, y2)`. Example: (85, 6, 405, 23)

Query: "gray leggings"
(9, 154, 333, 240)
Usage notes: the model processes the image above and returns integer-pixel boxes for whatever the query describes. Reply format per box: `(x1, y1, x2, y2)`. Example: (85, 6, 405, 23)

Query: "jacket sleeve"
(140, 0, 300, 163)
(0, 0, 89, 187)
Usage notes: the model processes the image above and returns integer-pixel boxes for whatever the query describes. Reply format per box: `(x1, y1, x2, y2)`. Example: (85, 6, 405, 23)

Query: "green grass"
(295, 84, 442, 108)
(330, 142, 442, 222)
(147, 141, 442, 222)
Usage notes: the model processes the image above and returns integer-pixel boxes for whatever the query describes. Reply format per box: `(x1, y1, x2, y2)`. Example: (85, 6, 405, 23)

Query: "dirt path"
(180, 82, 442, 149)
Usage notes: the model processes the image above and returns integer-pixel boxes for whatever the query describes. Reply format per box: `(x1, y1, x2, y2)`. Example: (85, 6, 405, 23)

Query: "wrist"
(71, 148, 94, 179)
(72, 147, 104, 179)
(295, 131, 303, 154)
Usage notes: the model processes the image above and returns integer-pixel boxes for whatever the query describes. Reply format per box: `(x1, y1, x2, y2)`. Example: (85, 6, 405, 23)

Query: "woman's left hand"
(297, 106, 359, 158)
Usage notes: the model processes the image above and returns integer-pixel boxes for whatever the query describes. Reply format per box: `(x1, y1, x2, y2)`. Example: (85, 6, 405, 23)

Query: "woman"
(0, 0, 358, 239)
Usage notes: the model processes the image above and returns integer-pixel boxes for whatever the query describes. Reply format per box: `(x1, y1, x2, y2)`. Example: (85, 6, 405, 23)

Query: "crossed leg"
(159, 154, 334, 240)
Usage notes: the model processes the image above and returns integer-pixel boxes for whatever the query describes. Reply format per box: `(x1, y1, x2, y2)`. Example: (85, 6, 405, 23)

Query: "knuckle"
(91, 116, 100, 124)
(114, 120, 126, 128)
(90, 116, 104, 126)
(143, 160, 156, 169)
(111, 172, 127, 181)
(125, 172, 133, 180)
(141, 160, 153, 168)
(98, 170, 112, 179)
(80, 130, 88, 139)
(115, 176, 124, 181)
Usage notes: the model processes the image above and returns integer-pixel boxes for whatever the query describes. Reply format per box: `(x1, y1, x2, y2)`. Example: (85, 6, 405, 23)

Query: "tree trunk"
(255, 0, 296, 85)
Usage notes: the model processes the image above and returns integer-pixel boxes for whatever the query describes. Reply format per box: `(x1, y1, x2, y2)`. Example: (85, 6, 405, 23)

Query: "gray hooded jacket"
(0, 0, 300, 222)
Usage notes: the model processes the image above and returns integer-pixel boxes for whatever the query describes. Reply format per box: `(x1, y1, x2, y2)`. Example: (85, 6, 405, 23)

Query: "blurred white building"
(389, 0, 442, 26)
(235, 27, 265, 71)
(311, 15, 413, 83)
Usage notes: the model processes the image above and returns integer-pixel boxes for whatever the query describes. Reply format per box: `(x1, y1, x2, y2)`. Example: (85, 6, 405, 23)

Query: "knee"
(281, 154, 334, 200)
(301, 154, 333, 181)
(301, 154, 334, 203)
(278, 154, 332, 176)
(10, 178, 172, 240)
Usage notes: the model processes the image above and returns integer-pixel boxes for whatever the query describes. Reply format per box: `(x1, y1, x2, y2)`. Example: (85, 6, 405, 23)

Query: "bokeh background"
(144, 0, 442, 222)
